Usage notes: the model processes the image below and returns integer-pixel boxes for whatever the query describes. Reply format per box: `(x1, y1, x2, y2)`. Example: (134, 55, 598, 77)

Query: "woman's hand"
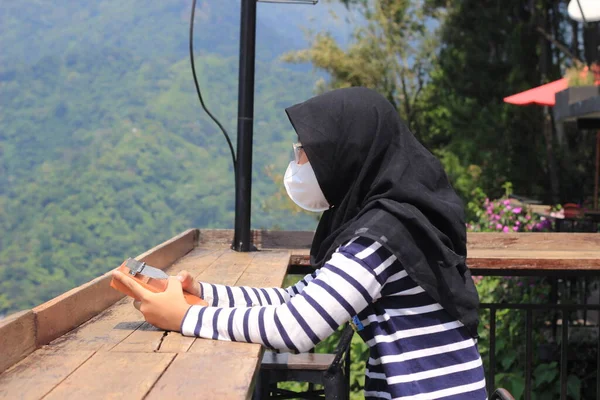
(112, 271, 192, 332)
(176, 270, 202, 298)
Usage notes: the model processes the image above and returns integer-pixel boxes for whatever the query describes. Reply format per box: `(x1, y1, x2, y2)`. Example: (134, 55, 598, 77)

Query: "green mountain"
(0, 0, 332, 315)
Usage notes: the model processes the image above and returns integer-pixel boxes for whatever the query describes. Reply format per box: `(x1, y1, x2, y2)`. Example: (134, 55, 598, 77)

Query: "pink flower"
(513, 226, 518, 232)
(513, 207, 522, 214)
(472, 275, 484, 285)
(502, 226, 510, 233)
(526, 215, 531, 221)
(515, 220, 521, 226)
(496, 223, 503, 230)
(503, 199, 511, 206)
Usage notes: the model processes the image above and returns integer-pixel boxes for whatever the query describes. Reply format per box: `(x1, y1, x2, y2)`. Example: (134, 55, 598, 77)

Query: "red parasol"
(503, 78, 568, 107)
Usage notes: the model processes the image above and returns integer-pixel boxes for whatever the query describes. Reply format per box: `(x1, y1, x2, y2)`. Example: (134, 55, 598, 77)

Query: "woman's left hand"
(112, 271, 191, 332)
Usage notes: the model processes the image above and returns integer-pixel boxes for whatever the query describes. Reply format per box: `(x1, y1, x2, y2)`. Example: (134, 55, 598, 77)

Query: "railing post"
(560, 310, 569, 400)
(488, 307, 496, 396)
(525, 309, 533, 400)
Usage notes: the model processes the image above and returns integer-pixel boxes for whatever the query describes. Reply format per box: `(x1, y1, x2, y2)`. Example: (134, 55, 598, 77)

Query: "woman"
(113, 87, 486, 399)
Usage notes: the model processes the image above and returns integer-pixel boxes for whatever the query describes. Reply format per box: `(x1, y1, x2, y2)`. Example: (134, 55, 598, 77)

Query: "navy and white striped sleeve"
(199, 270, 320, 307)
(180, 237, 397, 352)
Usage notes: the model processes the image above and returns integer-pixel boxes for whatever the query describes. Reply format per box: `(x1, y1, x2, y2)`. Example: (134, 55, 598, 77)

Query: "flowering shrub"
(468, 197, 539, 232)
(468, 196, 550, 234)
(565, 62, 600, 87)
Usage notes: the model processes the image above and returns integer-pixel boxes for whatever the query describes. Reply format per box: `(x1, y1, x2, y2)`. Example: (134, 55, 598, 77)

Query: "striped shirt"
(181, 236, 487, 399)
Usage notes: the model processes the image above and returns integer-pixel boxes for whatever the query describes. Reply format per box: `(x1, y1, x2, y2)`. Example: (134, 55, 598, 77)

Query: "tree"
(282, 0, 444, 140)
(286, 0, 595, 205)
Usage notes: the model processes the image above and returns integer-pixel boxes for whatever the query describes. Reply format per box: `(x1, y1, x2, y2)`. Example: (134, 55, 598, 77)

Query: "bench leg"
(253, 370, 271, 400)
(322, 369, 348, 400)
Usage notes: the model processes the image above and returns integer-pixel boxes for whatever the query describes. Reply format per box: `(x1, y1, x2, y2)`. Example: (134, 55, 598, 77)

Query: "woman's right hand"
(176, 270, 202, 298)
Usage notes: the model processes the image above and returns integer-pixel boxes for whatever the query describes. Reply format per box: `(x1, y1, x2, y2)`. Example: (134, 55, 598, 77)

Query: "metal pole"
(233, 0, 257, 252)
(594, 130, 599, 210)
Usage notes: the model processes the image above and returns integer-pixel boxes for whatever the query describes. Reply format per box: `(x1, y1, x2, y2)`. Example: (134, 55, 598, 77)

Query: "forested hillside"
(0, 0, 339, 315)
(3, 0, 597, 319)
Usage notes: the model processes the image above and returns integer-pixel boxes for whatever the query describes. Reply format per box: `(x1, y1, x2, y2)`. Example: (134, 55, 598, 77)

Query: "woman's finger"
(112, 270, 149, 301)
(166, 276, 184, 294)
(177, 270, 192, 285)
(177, 270, 200, 296)
(133, 300, 141, 311)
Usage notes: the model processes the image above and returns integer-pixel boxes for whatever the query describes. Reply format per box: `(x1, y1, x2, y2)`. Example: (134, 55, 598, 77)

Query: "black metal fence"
(474, 270, 600, 400)
(288, 262, 600, 399)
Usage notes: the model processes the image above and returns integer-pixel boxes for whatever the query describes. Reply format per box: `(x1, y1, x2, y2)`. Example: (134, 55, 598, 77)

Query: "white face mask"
(283, 161, 330, 212)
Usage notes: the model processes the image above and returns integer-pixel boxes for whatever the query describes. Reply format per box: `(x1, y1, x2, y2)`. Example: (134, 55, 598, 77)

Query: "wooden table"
(0, 230, 291, 400)
(290, 232, 600, 276)
(2, 230, 600, 399)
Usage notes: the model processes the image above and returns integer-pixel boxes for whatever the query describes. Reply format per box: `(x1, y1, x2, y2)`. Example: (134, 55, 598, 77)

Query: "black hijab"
(285, 87, 480, 337)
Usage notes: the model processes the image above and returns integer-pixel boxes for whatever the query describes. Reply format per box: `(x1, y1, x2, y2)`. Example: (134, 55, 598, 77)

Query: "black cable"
(189, 0, 237, 170)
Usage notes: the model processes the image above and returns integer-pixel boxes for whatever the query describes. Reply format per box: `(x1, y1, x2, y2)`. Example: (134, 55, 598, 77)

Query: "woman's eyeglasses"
(293, 143, 305, 164)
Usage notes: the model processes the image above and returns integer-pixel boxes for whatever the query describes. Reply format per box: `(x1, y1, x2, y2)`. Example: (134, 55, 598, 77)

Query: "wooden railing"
(0, 230, 598, 400)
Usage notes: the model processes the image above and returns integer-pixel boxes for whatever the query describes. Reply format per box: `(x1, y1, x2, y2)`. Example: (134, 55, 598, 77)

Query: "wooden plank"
(154, 331, 196, 354)
(156, 250, 257, 352)
(111, 249, 226, 353)
(146, 250, 291, 399)
(195, 250, 257, 285)
(235, 250, 291, 288)
(145, 352, 261, 400)
(33, 229, 199, 347)
(154, 249, 225, 354)
(197, 229, 314, 249)
(114, 249, 256, 354)
(0, 348, 95, 399)
(261, 352, 334, 370)
(469, 258, 600, 271)
(468, 249, 600, 260)
(0, 310, 36, 374)
(258, 230, 314, 249)
(290, 233, 600, 260)
(47, 296, 145, 352)
(49, 250, 217, 353)
(43, 352, 175, 400)
(187, 338, 263, 358)
(290, 245, 600, 272)
(32, 273, 125, 348)
(109, 322, 166, 353)
(465, 232, 600, 251)
(198, 229, 236, 247)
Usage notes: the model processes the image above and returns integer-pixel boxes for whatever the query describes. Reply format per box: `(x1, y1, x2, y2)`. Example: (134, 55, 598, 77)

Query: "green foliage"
(467, 188, 548, 233)
(0, 42, 322, 316)
(415, 0, 583, 205)
(435, 149, 482, 203)
(282, 0, 443, 137)
(0, 0, 294, 66)
(474, 273, 589, 400)
(565, 63, 599, 87)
